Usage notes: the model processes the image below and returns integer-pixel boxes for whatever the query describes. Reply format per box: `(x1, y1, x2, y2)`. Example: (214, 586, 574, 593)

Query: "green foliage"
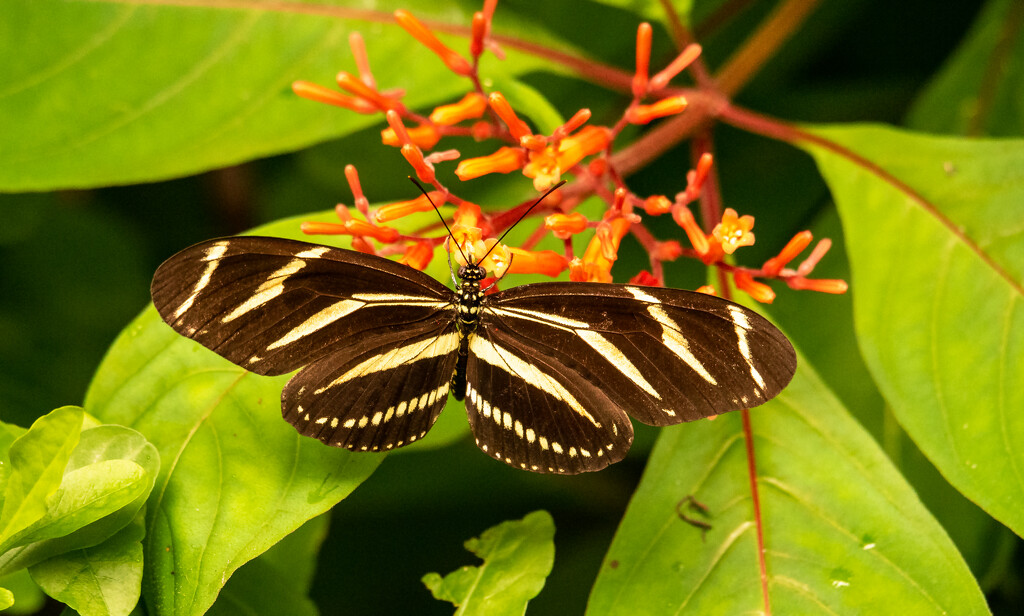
(2, 0, 1023, 615)
(588, 353, 987, 614)
(802, 126, 1024, 539)
(423, 510, 555, 616)
(0, 408, 158, 616)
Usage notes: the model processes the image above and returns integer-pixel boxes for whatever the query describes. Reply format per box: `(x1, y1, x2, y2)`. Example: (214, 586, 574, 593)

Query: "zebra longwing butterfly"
(151, 232, 795, 474)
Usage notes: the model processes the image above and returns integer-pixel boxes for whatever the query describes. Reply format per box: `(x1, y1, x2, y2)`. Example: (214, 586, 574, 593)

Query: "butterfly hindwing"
(484, 282, 796, 427)
(151, 236, 455, 376)
(465, 325, 634, 474)
(282, 322, 461, 452)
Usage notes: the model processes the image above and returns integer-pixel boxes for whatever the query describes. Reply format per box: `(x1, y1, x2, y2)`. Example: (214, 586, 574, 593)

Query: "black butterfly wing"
(151, 236, 455, 375)
(464, 325, 634, 475)
(151, 236, 462, 451)
(282, 322, 461, 452)
(482, 282, 796, 427)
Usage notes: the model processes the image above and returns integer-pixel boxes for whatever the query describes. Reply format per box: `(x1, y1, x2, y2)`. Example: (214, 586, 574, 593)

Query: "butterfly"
(151, 197, 795, 474)
(150, 238, 796, 475)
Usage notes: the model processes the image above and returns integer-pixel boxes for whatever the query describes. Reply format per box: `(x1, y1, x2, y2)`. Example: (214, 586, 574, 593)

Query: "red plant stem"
(742, 408, 771, 615)
(690, 126, 771, 613)
(970, 0, 1024, 135)
(714, 0, 822, 97)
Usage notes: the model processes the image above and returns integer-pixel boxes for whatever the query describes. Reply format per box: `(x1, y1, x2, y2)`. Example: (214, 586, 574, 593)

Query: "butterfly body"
(152, 236, 796, 474)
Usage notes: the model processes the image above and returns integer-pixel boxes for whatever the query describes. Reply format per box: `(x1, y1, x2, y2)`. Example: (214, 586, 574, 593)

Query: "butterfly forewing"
(484, 282, 796, 426)
(465, 326, 633, 474)
(151, 237, 455, 376)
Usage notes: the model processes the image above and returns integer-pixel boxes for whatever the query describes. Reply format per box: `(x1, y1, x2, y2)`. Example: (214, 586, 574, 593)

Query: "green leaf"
(587, 352, 988, 614)
(0, 585, 12, 610)
(800, 125, 1024, 537)
(906, 0, 1024, 136)
(0, 422, 27, 493)
(422, 510, 555, 616)
(0, 1, 565, 191)
(85, 305, 382, 616)
(0, 407, 83, 552)
(29, 512, 145, 616)
(0, 425, 158, 576)
(0, 569, 45, 615)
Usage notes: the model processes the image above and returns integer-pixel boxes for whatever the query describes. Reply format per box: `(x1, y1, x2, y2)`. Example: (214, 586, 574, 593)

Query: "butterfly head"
(458, 263, 487, 283)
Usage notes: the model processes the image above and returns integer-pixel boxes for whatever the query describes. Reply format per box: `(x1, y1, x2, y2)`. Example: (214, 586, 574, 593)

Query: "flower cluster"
(291, 1, 846, 301)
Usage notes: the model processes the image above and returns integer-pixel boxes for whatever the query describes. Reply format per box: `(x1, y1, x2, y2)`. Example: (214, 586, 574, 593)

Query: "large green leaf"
(0, 0, 573, 191)
(801, 125, 1024, 537)
(906, 0, 1024, 136)
(422, 510, 555, 616)
(587, 351, 987, 614)
(0, 407, 83, 553)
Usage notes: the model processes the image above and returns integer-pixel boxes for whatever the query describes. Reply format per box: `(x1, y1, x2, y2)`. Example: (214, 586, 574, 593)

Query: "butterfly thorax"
(455, 264, 486, 335)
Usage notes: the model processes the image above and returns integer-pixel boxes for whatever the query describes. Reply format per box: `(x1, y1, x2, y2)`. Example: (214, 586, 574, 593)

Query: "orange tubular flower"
(577, 217, 631, 283)
(382, 124, 441, 149)
(507, 248, 567, 276)
(625, 96, 688, 124)
(695, 285, 717, 296)
(556, 126, 611, 170)
(488, 92, 532, 140)
(632, 23, 652, 99)
(470, 11, 488, 57)
(336, 72, 401, 111)
(453, 202, 482, 229)
(683, 152, 714, 201)
(787, 277, 849, 294)
(629, 270, 660, 287)
(430, 92, 488, 125)
(643, 195, 672, 215)
(654, 240, 683, 261)
(672, 206, 710, 257)
(519, 134, 548, 151)
(375, 191, 444, 223)
(763, 230, 812, 276)
(400, 241, 435, 270)
(553, 109, 592, 141)
(401, 144, 435, 183)
(291, 81, 377, 114)
(301, 219, 400, 243)
(544, 212, 589, 239)
(711, 208, 755, 255)
(455, 147, 526, 180)
(394, 10, 473, 76)
(734, 271, 775, 304)
(649, 44, 702, 91)
(522, 149, 560, 191)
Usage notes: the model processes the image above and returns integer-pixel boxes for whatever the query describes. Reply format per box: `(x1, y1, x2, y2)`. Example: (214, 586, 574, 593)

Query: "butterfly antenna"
(478, 180, 567, 265)
(408, 176, 470, 266)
